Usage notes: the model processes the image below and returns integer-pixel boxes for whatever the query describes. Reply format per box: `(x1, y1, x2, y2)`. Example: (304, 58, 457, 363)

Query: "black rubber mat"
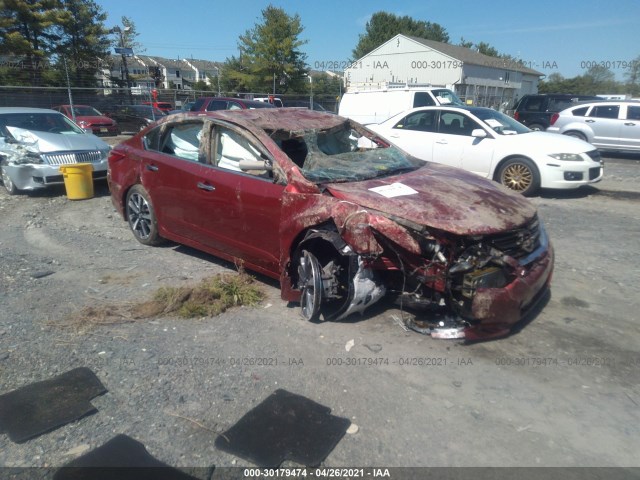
(215, 389, 350, 467)
(0, 367, 107, 443)
(53, 434, 200, 480)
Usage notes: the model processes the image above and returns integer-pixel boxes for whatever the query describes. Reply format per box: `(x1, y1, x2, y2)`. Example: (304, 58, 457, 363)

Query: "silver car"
(546, 101, 640, 152)
(0, 107, 110, 195)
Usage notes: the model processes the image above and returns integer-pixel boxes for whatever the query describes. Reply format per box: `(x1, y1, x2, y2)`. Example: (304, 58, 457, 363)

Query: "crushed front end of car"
(283, 193, 553, 341)
(0, 118, 110, 194)
(267, 116, 554, 341)
(377, 213, 554, 340)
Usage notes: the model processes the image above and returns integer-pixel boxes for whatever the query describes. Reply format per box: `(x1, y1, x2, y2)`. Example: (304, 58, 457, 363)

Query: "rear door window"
(158, 122, 205, 163)
(521, 96, 544, 112)
(589, 105, 620, 119)
(572, 107, 589, 116)
(206, 100, 229, 111)
(548, 98, 574, 112)
(626, 106, 640, 120)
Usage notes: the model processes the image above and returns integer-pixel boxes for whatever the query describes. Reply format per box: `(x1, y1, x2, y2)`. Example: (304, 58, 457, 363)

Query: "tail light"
(514, 112, 520, 121)
(550, 113, 559, 126)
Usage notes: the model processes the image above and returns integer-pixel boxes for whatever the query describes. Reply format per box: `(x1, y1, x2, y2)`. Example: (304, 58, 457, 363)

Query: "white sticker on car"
(368, 183, 418, 198)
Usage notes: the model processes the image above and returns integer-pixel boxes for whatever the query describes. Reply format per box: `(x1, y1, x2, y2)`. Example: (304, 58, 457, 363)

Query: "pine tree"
(223, 5, 308, 93)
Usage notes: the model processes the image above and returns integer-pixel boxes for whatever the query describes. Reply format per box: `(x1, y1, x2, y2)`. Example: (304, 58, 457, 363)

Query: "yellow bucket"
(59, 163, 94, 200)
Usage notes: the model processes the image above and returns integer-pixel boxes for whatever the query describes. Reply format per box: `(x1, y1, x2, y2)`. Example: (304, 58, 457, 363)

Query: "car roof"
(0, 107, 60, 114)
(164, 109, 345, 132)
(53, 105, 92, 108)
(401, 105, 493, 114)
(564, 99, 640, 109)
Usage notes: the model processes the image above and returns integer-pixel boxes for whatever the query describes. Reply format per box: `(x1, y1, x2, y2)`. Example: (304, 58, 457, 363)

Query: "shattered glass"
(274, 121, 424, 184)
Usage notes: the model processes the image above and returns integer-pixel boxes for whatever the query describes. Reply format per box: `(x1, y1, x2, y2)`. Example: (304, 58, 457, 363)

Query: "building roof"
(403, 35, 543, 76)
(185, 59, 221, 71)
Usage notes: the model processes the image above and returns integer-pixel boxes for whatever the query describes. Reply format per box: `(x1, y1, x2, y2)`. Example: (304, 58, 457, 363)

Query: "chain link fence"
(0, 86, 340, 113)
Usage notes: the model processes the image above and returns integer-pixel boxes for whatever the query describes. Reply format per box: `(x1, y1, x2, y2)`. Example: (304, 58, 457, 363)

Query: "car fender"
(560, 122, 594, 142)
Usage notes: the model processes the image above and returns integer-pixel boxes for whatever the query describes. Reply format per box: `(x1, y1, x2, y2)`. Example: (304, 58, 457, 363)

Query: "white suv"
(546, 101, 640, 152)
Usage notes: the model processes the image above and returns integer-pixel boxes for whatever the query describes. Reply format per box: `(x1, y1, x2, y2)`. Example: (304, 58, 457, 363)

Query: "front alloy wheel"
(1, 166, 18, 195)
(298, 250, 323, 322)
(498, 157, 540, 196)
(125, 185, 162, 245)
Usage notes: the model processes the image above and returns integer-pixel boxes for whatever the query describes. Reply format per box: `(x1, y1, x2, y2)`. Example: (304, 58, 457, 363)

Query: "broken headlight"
(461, 267, 508, 298)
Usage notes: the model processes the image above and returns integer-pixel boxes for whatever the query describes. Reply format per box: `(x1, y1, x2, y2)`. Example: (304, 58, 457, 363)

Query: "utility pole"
(112, 25, 132, 103)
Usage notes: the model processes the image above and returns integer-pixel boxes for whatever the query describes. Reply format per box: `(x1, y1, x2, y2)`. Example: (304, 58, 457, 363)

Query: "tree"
(624, 55, 640, 85)
(119, 16, 144, 53)
(539, 68, 624, 95)
(475, 41, 499, 58)
(352, 12, 449, 59)
(0, 0, 65, 86)
(458, 37, 474, 49)
(54, 0, 111, 87)
(223, 5, 308, 93)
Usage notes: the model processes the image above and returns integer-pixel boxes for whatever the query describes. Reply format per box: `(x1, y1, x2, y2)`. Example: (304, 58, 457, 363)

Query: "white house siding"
(345, 37, 462, 87)
(344, 35, 542, 109)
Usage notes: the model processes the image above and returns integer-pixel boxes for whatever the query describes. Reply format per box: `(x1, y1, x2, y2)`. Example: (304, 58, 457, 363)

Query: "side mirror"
(83, 127, 93, 134)
(471, 129, 487, 138)
(239, 159, 273, 171)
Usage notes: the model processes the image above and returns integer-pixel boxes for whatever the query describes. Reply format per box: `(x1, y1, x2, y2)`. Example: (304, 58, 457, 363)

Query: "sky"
(96, 0, 640, 81)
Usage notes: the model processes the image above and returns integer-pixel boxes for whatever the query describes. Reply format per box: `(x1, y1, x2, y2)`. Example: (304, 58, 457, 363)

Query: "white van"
(338, 87, 463, 125)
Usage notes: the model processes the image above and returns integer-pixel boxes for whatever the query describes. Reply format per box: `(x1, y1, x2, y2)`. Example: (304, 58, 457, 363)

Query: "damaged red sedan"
(108, 109, 553, 340)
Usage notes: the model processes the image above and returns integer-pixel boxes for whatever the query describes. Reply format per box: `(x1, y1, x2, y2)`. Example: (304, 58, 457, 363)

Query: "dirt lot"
(1, 144, 639, 475)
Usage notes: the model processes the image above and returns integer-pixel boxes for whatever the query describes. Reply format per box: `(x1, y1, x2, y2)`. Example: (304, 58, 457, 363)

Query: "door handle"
(197, 182, 215, 191)
(145, 164, 159, 172)
(436, 139, 448, 144)
(585, 120, 595, 123)
(389, 134, 400, 138)
(624, 122, 636, 126)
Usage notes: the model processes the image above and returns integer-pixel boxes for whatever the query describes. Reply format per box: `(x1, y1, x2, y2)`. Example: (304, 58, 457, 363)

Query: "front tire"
(298, 250, 323, 322)
(125, 185, 162, 245)
(497, 157, 540, 196)
(1, 166, 19, 195)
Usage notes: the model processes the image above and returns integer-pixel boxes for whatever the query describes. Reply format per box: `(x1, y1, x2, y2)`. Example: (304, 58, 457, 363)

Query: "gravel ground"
(1, 144, 639, 477)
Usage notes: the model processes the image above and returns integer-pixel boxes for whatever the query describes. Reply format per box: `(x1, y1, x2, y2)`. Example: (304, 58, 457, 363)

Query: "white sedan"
(368, 106, 603, 196)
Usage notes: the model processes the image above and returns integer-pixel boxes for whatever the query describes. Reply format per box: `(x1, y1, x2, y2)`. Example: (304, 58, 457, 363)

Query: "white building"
(344, 34, 543, 108)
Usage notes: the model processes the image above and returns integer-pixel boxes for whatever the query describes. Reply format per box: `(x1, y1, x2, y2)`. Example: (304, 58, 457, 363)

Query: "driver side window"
(394, 111, 437, 132)
(214, 127, 270, 178)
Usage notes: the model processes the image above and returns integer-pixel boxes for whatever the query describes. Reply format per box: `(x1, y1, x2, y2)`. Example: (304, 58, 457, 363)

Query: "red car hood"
(325, 164, 537, 236)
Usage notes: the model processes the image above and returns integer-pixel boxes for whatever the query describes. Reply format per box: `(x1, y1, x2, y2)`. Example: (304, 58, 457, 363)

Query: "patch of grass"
(60, 272, 264, 331)
(148, 273, 264, 318)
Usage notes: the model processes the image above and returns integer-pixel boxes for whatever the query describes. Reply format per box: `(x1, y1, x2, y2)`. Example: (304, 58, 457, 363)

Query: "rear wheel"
(125, 185, 163, 245)
(564, 131, 587, 142)
(1, 166, 19, 195)
(498, 157, 540, 196)
(528, 123, 545, 131)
